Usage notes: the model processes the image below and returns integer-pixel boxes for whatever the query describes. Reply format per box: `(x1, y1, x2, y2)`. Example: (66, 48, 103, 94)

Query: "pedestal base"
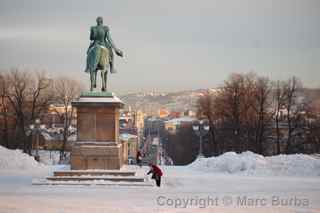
(71, 142, 124, 170)
(71, 92, 126, 170)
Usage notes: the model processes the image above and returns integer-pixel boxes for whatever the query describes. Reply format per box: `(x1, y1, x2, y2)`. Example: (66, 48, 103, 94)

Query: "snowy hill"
(0, 146, 49, 176)
(189, 151, 320, 177)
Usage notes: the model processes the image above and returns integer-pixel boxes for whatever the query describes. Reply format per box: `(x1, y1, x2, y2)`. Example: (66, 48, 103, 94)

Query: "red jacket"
(136, 151, 142, 160)
(150, 165, 163, 176)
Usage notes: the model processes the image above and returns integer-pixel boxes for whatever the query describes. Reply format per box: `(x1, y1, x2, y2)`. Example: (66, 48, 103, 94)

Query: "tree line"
(0, 69, 83, 160)
(197, 72, 320, 156)
(163, 72, 319, 165)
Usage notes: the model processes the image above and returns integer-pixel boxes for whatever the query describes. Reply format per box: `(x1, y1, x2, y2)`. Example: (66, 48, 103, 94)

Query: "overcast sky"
(0, 0, 319, 92)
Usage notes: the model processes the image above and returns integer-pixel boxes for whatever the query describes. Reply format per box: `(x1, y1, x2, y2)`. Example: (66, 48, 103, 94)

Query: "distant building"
(183, 109, 196, 117)
(134, 110, 145, 130)
(144, 117, 165, 136)
(164, 116, 196, 134)
(168, 111, 182, 118)
(43, 104, 76, 127)
(158, 108, 170, 118)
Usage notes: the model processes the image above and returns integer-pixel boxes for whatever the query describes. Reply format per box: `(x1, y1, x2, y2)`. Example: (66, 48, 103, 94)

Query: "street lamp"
(29, 118, 45, 161)
(192, 120, 210, 158)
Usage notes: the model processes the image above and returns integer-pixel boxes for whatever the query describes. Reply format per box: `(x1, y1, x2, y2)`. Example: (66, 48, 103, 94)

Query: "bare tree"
(196, 91, 219, 155)
(0, 73, 10, 147)
(212, 73, 273, 154)
(6, 69, 31, 152)
(308, 119, 320, 152)
(240, 73, 256, 151)
(214, 73, 249, 153)
(272, 80, 287, 154)
(6, 69, 53, 153)
(304, 90, 320, 153)
(29, 72, 54, 122)
(282, 77, 305, 153)
(251, 77, 273, 154)
(53, 77, 82, 161)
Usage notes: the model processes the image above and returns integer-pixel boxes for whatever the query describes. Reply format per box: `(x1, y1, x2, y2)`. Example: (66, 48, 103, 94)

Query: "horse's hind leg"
(100, 47, 109, 92)
(101, 69, 108, 92)
(90, 71, 97, 91)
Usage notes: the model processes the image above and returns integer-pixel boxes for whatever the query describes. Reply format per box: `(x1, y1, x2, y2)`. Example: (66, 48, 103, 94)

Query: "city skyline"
(0, 0, 319, 92)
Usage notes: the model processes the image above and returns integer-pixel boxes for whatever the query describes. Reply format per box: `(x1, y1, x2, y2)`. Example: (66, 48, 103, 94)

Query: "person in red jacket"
(147, 163, 163, 187)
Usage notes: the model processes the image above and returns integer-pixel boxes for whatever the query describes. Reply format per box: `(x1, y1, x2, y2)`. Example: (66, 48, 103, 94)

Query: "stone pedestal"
(71, 92, 126, 170)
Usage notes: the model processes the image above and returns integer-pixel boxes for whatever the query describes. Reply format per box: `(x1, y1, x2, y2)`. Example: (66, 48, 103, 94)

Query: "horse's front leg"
(101, 68, 108, 92)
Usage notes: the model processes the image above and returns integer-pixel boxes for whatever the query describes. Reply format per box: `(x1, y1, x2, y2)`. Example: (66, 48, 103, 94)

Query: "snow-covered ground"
(0, 146, 319, 212)
(189, 151, 320, 177)
(38, 150, 70, 165)
(0, 146, 49, 176)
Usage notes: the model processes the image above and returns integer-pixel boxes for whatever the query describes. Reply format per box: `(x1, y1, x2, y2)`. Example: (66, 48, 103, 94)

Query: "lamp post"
(30, 118, 45, 161)
(192, 120, 210, 158)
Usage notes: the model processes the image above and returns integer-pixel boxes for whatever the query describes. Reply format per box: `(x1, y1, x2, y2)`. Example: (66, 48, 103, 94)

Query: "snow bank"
(189, 151, 320, 177)
(0, 146, 49, 175)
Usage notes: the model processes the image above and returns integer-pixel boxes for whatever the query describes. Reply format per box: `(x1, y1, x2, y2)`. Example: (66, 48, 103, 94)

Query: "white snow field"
(0, 145, 319, 213)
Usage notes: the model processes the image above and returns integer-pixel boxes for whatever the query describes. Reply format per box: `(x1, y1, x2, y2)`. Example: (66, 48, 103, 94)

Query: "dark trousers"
(155, 175, 161, 187)
(137, 159, 142, 167)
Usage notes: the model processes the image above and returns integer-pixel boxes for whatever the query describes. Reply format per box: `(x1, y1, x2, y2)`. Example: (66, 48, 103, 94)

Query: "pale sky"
(0, 0, 319, 92)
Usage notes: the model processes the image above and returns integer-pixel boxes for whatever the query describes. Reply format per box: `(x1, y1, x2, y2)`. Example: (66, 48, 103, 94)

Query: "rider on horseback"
(85, 16, 123, 91)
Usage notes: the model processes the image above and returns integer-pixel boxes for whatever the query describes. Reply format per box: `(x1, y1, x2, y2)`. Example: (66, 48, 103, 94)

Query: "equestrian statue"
(85, 16, 123, 91)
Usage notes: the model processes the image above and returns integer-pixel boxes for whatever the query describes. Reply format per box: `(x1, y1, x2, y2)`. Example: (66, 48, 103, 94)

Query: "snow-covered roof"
(165, 116, 196, 125)
(120, 133, 138, 141)
(40, 132, 54, 141)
